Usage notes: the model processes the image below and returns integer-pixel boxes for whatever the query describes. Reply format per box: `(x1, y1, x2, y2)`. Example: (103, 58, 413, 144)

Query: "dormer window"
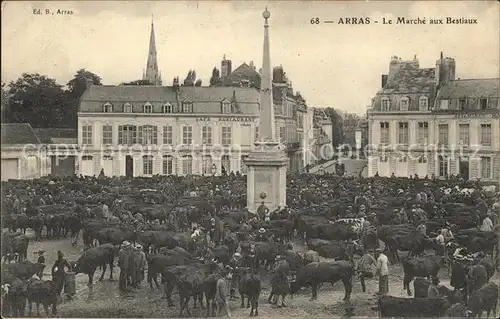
(103, 102, 113, 113)
(241, 80, 250, 88)
(381, 97, 390, 111)
(163, 103, 172, 113)
(400, 97, 409, 111)
(124, 103, 132, 113)
(222, 101, 231, 114)
(144, 102, 153, 113)
(440, 99, 449, 110)
(419, 96, 428, 110)
(182, 102, 193, 113)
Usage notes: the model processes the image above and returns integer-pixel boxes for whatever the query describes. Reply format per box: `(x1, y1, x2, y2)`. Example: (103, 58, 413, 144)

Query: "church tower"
(142, 17, 162, 86)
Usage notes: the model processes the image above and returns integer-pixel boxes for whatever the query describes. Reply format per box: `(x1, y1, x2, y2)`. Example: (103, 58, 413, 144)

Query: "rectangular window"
(439, 156, 448, 177)
(380, 122, 389, 145)
(417, 122, 429, 144)
(400, 99, 409, 111)
(202, 155, 212, 175)
(481, 157, 491, 178)
(418, 156, 427, 164)
(221, 155, 230, 173)
(440, 99, 449, 110)
(183, 126, 193, 145)
(82, 124, 93, 145)
(438, 124, 449, 146)
(240, 155, 248, 174)
(459, 124, 470, 145)
(102, 125, 112, 145)
(162, 155, 173, 175)
(419, 97, 428, 110)
(398, 122, 409, 144)
(480, 124, 492, 146)
(182, 102, 192, 113)
(163, 126, 173, 145)
(182, 155, 192, 175)
(379, 155, 388, 163)
(459, 99, 466, 110)
(381, 99, 389, 111)
(139, 125, 157, 145)
(479, 98, 488, 110)
(221, 126, 232, 146)
(143, 155, 153, 175)
(118, 125, 137, 145)
(255, 127, 259, 141)
(202, 126, 212, 145)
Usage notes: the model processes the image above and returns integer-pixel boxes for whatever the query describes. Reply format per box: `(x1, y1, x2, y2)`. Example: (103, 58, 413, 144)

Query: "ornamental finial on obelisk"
(263, 7, 270, 24)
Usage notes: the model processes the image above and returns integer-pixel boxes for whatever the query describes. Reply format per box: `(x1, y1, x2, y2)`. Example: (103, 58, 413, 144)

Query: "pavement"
(22, 232, 478, 318)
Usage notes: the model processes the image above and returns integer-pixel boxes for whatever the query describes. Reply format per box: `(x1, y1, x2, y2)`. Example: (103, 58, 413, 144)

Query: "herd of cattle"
(1, 174, 499, 318)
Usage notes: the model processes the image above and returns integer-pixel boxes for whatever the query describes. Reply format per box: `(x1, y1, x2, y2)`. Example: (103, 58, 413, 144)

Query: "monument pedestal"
(245, 144, 288, 213)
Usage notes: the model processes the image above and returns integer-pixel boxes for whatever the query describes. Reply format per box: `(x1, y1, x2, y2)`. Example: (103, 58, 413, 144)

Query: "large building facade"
(367, 53, 500, 180)
(76, 21, 318, 177)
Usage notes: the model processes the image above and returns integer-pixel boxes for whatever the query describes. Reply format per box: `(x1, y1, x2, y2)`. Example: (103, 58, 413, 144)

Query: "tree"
(195, 79, 202, 87)
(120, 79, 152, 86)
(324, 107, 344, 148)
(4, 73, 65, 127)
(209, 67, 221, 87)
(66, 69, 102, 99)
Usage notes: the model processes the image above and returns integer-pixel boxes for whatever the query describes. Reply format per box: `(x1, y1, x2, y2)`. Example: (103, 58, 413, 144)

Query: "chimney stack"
(381, 74, 388, 88)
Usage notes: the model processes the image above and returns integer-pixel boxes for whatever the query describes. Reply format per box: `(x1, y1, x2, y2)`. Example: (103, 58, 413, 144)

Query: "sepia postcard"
(1, 1, 499, 318)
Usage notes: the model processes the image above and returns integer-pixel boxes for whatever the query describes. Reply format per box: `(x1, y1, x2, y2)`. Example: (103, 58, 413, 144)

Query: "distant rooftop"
(1, 123, 41, 145)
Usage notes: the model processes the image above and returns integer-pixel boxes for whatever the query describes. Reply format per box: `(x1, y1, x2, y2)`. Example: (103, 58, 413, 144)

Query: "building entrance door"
(459, 157, 469, 180)
(125, 155, 133, 178)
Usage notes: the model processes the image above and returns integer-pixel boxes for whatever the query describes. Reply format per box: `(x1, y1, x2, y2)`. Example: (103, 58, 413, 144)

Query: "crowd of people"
(1, 172, 499, 317)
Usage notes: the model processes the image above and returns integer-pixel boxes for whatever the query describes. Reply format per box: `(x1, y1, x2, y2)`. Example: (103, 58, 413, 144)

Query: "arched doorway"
(125, 155, 133, 178)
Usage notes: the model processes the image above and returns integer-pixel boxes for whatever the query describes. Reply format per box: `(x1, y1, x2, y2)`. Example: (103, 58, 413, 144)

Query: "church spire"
(143, 17, 162, 86)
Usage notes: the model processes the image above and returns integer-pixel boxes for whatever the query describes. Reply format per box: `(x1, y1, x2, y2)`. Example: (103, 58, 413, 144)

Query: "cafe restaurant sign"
(455, 112, 500, 119)
(196, 117, 254, 122)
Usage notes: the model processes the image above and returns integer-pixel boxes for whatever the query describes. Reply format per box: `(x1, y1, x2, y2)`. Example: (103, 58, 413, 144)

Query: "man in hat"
(133, 244, 147, 287)
(227, 252, 243, 300)
(215, 267, 229, 316)
(375, 248, 389, 296)
(427, 277, 440, 298)
(51, 250, 71, 295)
(256, 228, 267, 242)
(257, 201, 269, 221)
(118, 241, 133, 291)
(37, 250, 45, 265)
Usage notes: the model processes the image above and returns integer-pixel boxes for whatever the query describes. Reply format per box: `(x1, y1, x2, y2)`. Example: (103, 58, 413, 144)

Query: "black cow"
(26, 279, 58, 317)
(402, 255, 442, 296)
(290, 261, 354, 301)
(238, 269, 261, 317)
(3, 261, 45, 280)
(306, 239, 353, 260)
(466, 282, 498, 318)
(73, 243, 117, 286)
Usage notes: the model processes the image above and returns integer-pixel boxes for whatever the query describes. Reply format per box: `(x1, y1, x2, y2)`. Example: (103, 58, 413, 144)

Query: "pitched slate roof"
(1, 123, 41, 145)
(437, 78, 500, 99)
(381, 62, 435, 94)
(33, 128, 78, 144)
(80, 85, 259, 104)
(80, 85, 178, 102)
(227, 63, 260, 81)
(179, 86, 259, 103)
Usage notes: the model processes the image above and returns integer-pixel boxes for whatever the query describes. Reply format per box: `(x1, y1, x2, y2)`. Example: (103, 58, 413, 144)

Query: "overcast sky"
(2, 1, 499, 115)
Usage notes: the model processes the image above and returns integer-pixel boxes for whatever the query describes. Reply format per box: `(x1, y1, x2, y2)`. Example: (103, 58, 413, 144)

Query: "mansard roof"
(380, 64, 435, 95)
(437, 78, 500, 99)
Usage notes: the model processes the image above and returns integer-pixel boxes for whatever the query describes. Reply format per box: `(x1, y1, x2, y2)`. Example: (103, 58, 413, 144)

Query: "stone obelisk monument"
(245, 8, 288, 213)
